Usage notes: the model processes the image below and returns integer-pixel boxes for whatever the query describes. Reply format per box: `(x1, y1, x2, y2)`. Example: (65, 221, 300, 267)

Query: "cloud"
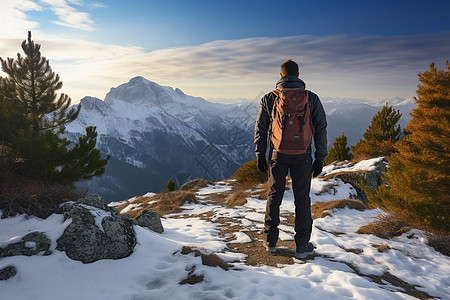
(1, 30, 449, 102)
(38, 0, 95, 30)
(0, 0, 43, 37)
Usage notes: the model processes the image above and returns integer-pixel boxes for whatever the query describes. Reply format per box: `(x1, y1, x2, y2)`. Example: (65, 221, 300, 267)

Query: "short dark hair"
(280, 60, 299, 76)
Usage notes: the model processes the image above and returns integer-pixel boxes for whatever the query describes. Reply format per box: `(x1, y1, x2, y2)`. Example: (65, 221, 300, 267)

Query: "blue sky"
(0, 0, 449, 103)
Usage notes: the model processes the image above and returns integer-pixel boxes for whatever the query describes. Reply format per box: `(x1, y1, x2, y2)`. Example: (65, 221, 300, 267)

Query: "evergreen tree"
(0, 76, 28, 180)
(0, 31, 80, 136)
(0, 32, 108, 184)
(351, 103, 402, 160)
(165, 179, 176, 192)
(367, 61, 450, 231)
(324, 132, 352, 165)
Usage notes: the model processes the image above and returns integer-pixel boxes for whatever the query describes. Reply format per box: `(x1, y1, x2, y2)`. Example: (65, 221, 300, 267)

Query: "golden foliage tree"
(367, 61, 450, 231)
(351, 104, 402, 160)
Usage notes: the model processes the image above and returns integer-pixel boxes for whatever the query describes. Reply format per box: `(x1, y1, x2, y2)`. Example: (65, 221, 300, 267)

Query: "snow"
(323, 157, 386, 177)
(229, 232, 252, 244)
(1, 159, 449, 300)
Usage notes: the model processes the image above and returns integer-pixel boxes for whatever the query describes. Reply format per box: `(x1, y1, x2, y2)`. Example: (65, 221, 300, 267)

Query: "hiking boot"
(263, 241, 277, 253)
(295, 242, 314, 259)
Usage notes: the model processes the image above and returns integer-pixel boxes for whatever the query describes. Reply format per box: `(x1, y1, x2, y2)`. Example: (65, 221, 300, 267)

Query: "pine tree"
(367, 61, 450, 231)
(1, 31, 80, 136)
(351, 103, 402, 160)
(0, 32, 108, 184)
(0, 76, 29, 180)
(165, 179, 176, 192)
(324, 132, 352, 165)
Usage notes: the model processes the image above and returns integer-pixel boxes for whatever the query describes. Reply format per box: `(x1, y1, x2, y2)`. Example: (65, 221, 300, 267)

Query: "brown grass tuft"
(179, 179, 213, 192)
(226, 190, 251, 207)
(372, 244, 391, 252)
(117, 190, 197, 218)
(311, 199, 367, 219)
(181, 246, 229, 270)
(356, 213, 410, 239)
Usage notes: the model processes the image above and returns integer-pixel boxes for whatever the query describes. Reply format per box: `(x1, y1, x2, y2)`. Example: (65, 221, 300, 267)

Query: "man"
(254, 59, 327, 258)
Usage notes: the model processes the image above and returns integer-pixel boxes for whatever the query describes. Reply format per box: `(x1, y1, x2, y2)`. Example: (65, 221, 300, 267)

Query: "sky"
(0, 0, 449, 103)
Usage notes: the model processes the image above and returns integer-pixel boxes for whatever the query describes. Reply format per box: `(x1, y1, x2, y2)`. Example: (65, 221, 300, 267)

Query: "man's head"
(280, 59, 299, 78)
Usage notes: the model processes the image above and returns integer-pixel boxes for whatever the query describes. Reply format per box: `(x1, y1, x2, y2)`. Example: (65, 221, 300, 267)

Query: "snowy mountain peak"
(104, 76, 175, 106)
(80, 96, 107, 110)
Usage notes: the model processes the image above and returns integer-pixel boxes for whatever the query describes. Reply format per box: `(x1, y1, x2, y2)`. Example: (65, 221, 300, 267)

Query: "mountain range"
(65, 76, 415, 201)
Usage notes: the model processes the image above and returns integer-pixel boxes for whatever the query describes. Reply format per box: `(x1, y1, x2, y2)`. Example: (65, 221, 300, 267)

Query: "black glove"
(257, 158, 268, 174)
(312, 160, 323, 177)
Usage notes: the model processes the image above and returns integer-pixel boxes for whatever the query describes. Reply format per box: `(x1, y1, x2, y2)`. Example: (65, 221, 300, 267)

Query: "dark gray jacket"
(254, 76, 328, 161)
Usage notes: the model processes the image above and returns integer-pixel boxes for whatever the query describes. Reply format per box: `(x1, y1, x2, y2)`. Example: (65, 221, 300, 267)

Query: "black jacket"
(254, 76, 328, 161)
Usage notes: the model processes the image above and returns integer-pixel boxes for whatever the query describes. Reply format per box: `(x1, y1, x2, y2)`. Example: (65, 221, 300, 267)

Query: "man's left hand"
(312, 160, 323, 177)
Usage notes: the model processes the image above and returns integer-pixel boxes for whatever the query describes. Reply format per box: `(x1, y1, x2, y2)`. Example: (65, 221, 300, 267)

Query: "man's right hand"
(257, 158, 268, 174)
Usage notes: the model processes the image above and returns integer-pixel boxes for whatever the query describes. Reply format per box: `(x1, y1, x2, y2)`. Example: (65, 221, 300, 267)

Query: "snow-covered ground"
(1, 159, 449, 300)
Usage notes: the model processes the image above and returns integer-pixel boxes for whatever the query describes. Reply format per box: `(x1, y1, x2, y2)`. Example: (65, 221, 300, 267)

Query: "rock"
(328, 158, 387, 205)
(0, 232, 51, 257)
(76, 193, 120, 216)
(0, 266, 17, 280)
(56, 194, 136, 263)
(134, 210, 164, 233)
(77, 194, 106, 210)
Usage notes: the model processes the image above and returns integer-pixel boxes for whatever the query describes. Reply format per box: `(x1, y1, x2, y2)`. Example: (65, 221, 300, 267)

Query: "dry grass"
(372, 244, 391, 253)
(179, 179, 213, 192)
(426, 233, 450, 257)
(252, 181, 270, 200)
(179, 267, 204, 285)
(356, 213, 410, 239)
(226, 190, 251, 207)
(180, 246, 229, 270)
(0, 178, 79, 219)
(117, 190, 197, 218)
(311, 199, 367, 219)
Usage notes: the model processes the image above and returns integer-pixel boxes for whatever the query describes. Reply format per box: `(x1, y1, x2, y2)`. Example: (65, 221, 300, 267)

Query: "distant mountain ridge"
(66, 77, 256, 201)
(66, 77, 415, 201)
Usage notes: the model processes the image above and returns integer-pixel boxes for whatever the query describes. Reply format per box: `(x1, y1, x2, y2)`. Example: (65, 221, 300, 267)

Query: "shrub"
(234, 159, 268, 184)
(0, 177, 79, 218)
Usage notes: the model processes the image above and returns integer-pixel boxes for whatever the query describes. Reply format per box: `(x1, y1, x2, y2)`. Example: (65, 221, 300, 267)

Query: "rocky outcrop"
(0, 232, 51, 258)
(56, 194, 137, 263)
(133, 210, 164, 233)
(325, 158, 388, 205)
(0, 194, 164, 266)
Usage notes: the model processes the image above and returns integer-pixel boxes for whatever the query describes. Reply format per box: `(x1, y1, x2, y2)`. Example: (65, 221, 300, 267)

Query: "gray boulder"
(0, 266, 17, 281)
(56, 194, 136, 263)
(134, 210, 164, 233)
(327, 158, 387, 205)
(0, 232, 51, 257)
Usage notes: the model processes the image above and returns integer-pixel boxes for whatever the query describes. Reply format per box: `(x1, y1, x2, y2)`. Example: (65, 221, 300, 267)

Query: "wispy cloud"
(87, 2, 106, 9)
(1, 16, 448, 102)
(38, 0, 95, 30)
(0, 0, 43, 37)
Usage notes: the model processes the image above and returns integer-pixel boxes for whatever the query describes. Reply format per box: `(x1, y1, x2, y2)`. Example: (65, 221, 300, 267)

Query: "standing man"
(254, 59, 327, 258)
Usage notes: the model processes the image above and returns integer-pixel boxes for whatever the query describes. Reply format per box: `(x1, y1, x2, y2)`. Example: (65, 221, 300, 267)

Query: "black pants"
(264, 151, 313, 248)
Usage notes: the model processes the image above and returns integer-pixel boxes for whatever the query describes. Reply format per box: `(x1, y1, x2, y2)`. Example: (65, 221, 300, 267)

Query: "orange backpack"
(271, 88, 314, 155)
